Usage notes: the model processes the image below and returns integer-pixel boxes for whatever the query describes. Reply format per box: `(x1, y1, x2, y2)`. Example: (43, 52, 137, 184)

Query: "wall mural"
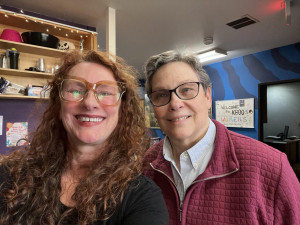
(204, 42, 300, 139)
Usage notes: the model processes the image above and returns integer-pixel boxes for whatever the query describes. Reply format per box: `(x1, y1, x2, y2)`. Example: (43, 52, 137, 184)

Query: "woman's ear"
(206, 87, 212, 100)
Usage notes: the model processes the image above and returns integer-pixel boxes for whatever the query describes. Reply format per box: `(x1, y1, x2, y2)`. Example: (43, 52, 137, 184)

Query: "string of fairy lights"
(0, 7, 98, 43)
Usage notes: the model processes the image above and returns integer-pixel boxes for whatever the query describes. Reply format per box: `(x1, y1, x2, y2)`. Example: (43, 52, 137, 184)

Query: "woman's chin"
(70, 135, 105, 147)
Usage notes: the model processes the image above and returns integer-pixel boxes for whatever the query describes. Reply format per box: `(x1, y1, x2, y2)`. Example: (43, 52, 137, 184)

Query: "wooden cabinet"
(264, 139, 300, 164)
(0, 9, 97, 99)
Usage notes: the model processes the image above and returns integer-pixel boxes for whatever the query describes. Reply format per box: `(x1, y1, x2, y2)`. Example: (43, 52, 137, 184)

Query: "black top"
(0, 166, 169, 225)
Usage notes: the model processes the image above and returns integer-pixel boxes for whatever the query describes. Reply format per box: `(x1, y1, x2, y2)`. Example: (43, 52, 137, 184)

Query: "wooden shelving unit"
(0, 94, 49, 100)
(0, 39, 65, 57)
(0, 67, 54, 78)
(0, 10, 97, 100)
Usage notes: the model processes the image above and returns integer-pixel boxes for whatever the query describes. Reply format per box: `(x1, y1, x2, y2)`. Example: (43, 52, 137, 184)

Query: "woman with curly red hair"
(0, 50, 168, 225)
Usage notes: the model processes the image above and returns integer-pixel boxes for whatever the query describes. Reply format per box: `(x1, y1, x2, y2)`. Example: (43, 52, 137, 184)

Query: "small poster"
(215, 98, 254, 128)
(6, 122, 29, 147)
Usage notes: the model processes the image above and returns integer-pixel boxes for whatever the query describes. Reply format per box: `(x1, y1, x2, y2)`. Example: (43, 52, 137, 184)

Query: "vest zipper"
(150, 163, 182, 222)
(191, 168, 239, 184)
(179, 201, 183, 222)
(150, 163, 239, 224)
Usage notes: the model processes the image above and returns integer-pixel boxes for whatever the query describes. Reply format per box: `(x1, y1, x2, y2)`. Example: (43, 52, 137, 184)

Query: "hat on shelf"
(0, 29, 22, 43)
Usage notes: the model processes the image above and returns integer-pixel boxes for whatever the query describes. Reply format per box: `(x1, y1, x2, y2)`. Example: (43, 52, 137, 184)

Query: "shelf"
(0, 68, 54, 79)
(0, 39, 66, 57)
(0, 10, 96, 44)
(0, 94, 49, 100)
(0, 9, 97, 102)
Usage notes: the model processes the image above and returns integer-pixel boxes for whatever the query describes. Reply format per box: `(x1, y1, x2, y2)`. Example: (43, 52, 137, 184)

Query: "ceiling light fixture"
(197, 48, 227, 63)
(285, 0, 292, 25)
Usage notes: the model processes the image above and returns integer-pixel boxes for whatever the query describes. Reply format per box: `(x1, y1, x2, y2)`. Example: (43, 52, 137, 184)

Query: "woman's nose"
(168, 92, 183, 111)
(82, 90, 99, 109)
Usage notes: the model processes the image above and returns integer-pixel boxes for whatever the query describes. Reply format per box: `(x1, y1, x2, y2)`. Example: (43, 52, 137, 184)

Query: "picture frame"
(144, 95, 160, 128)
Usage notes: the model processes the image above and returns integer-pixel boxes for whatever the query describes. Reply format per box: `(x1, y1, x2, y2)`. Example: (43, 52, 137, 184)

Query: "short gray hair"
(144, 50, 212, 96)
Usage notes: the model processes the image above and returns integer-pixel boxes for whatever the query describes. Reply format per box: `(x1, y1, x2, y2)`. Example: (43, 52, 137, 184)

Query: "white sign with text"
(215, 98, 254, 128)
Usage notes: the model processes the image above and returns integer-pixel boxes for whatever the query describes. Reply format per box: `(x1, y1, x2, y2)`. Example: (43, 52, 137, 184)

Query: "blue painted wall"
(204, 42, 300, 139)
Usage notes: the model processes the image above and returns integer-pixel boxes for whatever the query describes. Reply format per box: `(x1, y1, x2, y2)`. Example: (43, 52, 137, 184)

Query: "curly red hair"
(0, 50, 149, 225)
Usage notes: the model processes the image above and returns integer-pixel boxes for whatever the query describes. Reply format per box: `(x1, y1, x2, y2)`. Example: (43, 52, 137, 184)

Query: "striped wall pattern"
(204, 42, 300, 139)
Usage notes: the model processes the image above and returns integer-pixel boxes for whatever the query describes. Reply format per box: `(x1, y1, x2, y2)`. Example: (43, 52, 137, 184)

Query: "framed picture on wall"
(144, 95, 160, 128)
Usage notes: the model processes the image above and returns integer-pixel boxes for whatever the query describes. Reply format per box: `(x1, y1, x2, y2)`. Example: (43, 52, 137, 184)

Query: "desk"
(264, 139, 300, 164)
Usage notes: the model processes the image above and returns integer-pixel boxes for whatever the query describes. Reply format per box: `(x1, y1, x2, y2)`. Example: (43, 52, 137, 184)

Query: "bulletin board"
(0, 99, 47, 154)
(215, 98, 254, 128)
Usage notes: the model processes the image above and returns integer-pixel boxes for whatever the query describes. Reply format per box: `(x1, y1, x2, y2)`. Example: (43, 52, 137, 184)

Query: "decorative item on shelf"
(1, 78, 26, 95)
(26, 84, 43, 96)
(50, 66, 55, 74)
(80, 39, 84, 52)
(0, 53, 8, 68)
(0, 77, 9, 93)
(25, 67, 38, 72)
(54, 64, 60, 72)
(50, 64, 60, 74)
(0, 29, 22, 43)
(42, 85, 50, 97)
(26, 84, 50, 97)
(37, 57, 45, 72)
(21, 32, 60, 49)
(58, 40, 75, 50)
(8, 48, 20, 69)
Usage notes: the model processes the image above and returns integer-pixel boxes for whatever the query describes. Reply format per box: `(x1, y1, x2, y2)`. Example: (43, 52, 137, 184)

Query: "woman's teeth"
(77, 116, 103, 122)
(173, 116, 189, 121)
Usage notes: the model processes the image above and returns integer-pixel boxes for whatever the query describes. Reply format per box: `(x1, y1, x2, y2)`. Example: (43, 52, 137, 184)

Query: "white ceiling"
(1, 0, 300, 77)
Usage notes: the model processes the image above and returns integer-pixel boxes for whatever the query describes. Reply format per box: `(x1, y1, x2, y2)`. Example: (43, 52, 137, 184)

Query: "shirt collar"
(187, 119, 216, 168)
(163, 119, 216, 168)
(163, 136, 173, 162)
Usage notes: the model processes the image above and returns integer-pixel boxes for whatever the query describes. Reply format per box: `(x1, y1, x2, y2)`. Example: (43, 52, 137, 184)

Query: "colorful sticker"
(6, 122, 28, 147)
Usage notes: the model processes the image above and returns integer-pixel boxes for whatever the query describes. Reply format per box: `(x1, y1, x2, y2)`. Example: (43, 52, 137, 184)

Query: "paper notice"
(6, 122, 28, 147)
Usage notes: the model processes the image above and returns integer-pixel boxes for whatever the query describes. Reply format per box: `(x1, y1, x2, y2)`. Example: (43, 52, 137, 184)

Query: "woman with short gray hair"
(143, 49, 300, 225)
(144, 50, 212, 96)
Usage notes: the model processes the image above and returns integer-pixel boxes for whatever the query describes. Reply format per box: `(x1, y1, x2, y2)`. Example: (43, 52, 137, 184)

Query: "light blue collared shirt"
(163, 119, 216, 202)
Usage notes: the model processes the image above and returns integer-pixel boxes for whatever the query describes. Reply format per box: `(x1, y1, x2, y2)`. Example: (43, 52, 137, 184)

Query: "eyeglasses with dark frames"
(148, 81, 201, 107)
(59, 76, 126, 106)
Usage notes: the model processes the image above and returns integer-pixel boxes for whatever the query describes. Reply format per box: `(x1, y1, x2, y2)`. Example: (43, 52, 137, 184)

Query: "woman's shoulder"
(129, 174, 160, 190)
(125, 174, 167, 211)
(125, 174, 165, 202)
(115, 174, 168, 225)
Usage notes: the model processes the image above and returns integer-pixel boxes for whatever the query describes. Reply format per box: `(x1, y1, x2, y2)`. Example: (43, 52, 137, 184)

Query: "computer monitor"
(282, 125, 289, 140)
